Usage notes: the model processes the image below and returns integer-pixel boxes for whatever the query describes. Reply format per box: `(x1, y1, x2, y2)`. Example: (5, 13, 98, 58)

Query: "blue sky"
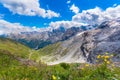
(0, 0, 120, 34)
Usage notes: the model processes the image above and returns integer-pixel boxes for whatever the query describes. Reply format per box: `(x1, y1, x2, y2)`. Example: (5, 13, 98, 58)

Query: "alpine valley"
(0, 18, 120, 65)
(1, 0, 120, 79)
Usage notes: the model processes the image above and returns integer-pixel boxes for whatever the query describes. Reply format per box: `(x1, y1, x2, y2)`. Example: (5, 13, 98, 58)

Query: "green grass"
(38, 42, 61, 56)
(0, 54, 120, 80)
(0, 52, 120, 80)
(0, 38, 40, 61)
(0, 38, 120, 80)
(0, 38, 31, 58)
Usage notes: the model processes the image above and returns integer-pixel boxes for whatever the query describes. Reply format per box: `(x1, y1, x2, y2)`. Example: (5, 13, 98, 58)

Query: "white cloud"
(113, 4, 117, 7)
(72, 5, 120, 25)
(1, 4, 120, 35)
(48, 5, 120, 30)
(70, 4, 80, 14)
(0, 0, 60, 18)
(0, 19, 45, 35)
(67, 0, 71, 4)
(0, 19, 88, 35)
(49, 20, 88, 29)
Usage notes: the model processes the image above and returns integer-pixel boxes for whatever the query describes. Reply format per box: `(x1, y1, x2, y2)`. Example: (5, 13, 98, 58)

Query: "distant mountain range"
(4, 25, 94, 49)
(0, 18, 120, 64)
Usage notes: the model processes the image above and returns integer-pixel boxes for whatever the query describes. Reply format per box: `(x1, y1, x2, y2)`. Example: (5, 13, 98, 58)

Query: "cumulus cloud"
(0, 19, 45, 35)
(49, 20, 88, 29)
(48, 5, 120, 30)
(0, 0, 60, 18)
(72, 5, 120, 25)
(1, 4, 120, 35)
(70, 4, 80, 14)
(0, 18, 87, 35)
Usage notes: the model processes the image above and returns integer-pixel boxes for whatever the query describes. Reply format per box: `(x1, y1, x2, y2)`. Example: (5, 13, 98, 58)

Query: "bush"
(60, 63, 70, 70)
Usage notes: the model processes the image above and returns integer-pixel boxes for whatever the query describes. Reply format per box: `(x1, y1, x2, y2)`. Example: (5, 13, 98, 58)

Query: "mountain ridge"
(5, 25, 93, 49)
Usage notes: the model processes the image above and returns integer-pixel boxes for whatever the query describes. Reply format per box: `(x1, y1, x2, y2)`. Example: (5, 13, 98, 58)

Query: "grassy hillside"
(0, 38, 30, 58)
(38, 42, 61, 56)
(0, 38, 40, 61)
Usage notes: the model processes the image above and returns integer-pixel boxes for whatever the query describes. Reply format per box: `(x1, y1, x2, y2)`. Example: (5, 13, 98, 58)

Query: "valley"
(0, 19, 120, 79)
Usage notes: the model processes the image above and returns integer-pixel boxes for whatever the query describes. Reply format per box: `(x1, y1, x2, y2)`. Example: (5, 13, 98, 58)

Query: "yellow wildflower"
(104, 55, 109, 59)
(104, 59, 107, 62)
(97, 55, 101, 59)
(105, 52, 109, 54)
(106, 61, 110, 64)
(23, 78, 29, 80)
(96, 60, 98, 62)
(101, 55, 104, 58)
(52, 75, 57, 80)
(81, 68, 84, 70)
(85, 64, 89, 67)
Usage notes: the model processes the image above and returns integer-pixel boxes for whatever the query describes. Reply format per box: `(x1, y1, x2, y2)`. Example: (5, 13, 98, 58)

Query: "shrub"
(60, 63, 70, 70)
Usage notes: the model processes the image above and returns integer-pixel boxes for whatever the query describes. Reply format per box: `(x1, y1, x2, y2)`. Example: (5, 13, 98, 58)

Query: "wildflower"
(104, 59, 107, 62)
(25, 78, 28, 80)
(85, 64, 89, 67)
(104, 55, 110, 59)
(110, 54, 114, 57)
(52, 75, 57, 80)
(81, 68, 84, 70)
(96, 60, 98, 62)
(101, 55, 104, 58)
(97, 55, 101, 59)
(105, 52, 109, 54)
(106, 61, 110, 64)
(112, 64, 115, 67)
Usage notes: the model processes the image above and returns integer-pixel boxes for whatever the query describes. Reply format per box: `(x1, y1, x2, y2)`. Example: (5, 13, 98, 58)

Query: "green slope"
(0, 37, 67, 63)
(0, 38, 40, 61)
(38, 42, 61, 56)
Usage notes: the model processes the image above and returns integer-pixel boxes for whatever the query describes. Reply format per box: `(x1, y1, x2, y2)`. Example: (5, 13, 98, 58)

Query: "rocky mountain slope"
(5, 26, 93, 49)
(39, 19, 120, 65)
